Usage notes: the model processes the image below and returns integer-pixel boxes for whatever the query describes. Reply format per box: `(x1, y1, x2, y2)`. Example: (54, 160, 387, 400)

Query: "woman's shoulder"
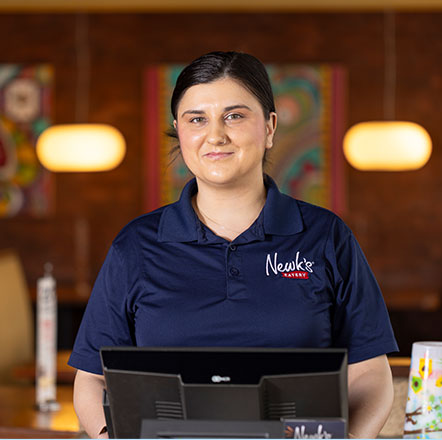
(111, 204, 171, 250)
(295, 198, 338, 217)
(294, 198, 349, 232)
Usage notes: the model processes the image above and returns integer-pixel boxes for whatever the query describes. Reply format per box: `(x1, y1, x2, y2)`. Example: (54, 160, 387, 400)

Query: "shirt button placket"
(226, 243, 245, 299)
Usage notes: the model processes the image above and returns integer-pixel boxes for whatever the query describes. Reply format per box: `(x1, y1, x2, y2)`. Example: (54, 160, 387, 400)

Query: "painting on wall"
(0, 65, 53, 218)
(144, 64, 346, 215)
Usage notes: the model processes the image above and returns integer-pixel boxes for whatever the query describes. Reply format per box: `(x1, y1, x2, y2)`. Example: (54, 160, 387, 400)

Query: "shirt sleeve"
(325, 217, 399, 364)
(68, 243, 136, 374)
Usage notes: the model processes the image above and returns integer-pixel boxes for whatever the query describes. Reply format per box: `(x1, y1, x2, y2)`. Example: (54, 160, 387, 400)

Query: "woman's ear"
(173, 120, 177, 130)
(265, 112, 277, 149)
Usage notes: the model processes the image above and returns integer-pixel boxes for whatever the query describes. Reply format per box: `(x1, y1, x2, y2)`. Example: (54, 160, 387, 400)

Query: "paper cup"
(403, 341, 442, 439)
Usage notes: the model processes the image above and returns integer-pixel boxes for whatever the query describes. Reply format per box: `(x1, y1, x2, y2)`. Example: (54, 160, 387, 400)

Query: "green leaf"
(411, 376, 422, 393)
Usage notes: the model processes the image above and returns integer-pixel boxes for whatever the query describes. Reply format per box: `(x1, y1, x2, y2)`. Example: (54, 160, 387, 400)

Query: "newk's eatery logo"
(266, 252, 315, 279)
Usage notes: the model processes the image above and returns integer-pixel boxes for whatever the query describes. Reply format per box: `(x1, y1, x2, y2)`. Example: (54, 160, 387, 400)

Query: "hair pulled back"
(171, 51, 275, 120)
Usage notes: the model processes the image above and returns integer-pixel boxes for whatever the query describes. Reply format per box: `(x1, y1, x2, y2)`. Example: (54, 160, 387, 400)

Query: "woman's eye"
(225, 113, 243, 121)
(189, 117, 205, 124)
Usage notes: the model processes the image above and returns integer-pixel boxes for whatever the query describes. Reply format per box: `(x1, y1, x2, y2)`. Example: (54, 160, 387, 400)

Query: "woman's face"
(174, 77, 277, 188)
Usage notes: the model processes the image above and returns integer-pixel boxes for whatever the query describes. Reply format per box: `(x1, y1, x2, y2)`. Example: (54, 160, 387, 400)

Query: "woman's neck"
(192, 176, 267, 242)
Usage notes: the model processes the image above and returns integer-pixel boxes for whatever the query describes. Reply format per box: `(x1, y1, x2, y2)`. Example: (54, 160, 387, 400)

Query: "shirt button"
(229, 267, 240, 276)
(229, 244, 237, 251)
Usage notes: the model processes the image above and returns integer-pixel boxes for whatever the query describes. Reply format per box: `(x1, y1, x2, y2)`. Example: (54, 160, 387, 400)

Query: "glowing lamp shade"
(343, 121, 432, 171)
(36, 124, 126, 172)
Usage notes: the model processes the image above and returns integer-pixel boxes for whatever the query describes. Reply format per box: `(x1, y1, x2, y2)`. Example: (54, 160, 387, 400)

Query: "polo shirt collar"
(262, 175, 304, 236)
(158, 178, 199, 243)
(158, 175, 304, 243)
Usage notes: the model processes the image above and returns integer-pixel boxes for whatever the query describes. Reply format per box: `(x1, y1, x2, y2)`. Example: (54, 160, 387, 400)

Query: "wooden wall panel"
(0, 13, 441, 350)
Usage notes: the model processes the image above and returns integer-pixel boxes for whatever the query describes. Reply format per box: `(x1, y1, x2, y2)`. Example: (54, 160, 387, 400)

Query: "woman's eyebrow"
(224, 105, 252, 112)
(181, 109, 205, 118)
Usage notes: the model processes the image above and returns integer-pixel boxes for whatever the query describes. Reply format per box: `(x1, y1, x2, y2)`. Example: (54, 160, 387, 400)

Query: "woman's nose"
(207, 121, 228, 146)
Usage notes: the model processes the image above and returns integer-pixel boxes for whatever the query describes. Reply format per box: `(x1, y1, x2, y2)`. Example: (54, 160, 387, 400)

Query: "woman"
(69, 51, 398, 439)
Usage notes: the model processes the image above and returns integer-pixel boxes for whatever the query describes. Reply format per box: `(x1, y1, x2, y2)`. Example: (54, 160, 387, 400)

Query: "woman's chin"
(196, 171, 237, 187)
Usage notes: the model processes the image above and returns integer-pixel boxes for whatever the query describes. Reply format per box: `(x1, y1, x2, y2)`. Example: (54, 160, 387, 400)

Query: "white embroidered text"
(266, 252, 315, 277)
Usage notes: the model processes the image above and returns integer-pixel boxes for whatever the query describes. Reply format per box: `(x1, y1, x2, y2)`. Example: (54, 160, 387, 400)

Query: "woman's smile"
(203, 151, 234, 160)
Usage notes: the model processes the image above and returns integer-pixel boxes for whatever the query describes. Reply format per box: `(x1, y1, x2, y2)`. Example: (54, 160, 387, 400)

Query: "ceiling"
(0, 0, 442, 12)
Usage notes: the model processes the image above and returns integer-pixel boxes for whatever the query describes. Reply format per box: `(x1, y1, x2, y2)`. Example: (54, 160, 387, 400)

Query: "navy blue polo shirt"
(69, 176, 398, 375)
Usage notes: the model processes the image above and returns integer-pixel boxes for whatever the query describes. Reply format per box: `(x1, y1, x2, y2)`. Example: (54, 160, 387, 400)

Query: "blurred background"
(0, 0, 441, 358)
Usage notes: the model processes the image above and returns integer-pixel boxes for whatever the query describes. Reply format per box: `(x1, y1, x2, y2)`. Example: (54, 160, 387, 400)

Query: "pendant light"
(36, 14, 126, 172)
(37, 123, 125, 172)
(343, 11, 432, 171)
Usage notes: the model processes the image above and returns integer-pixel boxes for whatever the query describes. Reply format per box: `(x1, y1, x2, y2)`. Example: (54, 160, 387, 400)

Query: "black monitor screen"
(100, 347, 348, 439)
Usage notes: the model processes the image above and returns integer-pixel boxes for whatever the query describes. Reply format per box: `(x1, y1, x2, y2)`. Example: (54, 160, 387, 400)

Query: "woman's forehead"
(177, 77, 260, 112)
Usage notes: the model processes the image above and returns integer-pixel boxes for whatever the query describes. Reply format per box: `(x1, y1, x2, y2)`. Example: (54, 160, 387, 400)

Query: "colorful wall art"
(144, 64, 346, 215)
(0, 65, 53, 218)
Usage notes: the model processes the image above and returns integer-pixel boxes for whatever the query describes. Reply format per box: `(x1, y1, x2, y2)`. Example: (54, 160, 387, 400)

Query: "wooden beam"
(0, 0, 442, 13)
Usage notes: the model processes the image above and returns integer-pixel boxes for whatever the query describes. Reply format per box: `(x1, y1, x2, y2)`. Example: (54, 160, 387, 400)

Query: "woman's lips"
(204, 152, 234, 160)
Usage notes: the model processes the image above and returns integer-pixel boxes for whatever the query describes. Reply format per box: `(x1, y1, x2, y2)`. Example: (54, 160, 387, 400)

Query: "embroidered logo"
(266, 252, 314, 279)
